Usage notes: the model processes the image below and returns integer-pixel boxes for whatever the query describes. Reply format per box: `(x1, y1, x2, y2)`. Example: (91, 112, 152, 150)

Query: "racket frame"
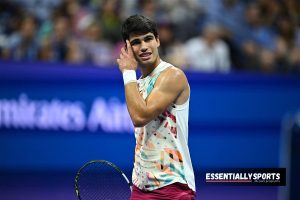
(74, 160, 132, 200)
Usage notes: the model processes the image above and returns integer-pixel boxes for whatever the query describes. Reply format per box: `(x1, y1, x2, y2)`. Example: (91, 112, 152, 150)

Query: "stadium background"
(1, 0, 300, 200)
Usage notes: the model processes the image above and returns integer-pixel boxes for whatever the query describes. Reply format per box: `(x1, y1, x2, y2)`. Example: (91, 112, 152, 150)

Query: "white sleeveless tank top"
(132, 60, 196, 192)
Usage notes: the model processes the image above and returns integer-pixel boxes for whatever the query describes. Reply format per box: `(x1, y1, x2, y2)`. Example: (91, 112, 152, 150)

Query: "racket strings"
(76, 162, 131, 200)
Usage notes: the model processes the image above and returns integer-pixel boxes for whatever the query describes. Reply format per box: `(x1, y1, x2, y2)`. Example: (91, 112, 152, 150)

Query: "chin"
(139, 60, 153, 66)
(141, 56, 157, 65)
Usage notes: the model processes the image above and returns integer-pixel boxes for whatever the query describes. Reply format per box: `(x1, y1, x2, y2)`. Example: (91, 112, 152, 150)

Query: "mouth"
(139, 52, 152, 61)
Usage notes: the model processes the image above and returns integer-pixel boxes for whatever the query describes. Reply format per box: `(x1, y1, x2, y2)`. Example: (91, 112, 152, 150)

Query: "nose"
(140, 41, 148, 52)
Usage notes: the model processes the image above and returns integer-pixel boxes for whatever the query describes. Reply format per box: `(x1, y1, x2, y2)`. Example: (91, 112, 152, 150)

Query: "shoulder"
(161, 65, 187, 79)
(168, 66, 187, 79)
(156, 66, 188, 90)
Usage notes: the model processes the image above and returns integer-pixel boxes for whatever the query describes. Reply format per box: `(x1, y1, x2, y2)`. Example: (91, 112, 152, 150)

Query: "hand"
(117, 40, 138, 72)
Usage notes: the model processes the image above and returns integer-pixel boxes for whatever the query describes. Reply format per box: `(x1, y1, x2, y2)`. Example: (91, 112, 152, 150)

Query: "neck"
(140, 57, 161, 78)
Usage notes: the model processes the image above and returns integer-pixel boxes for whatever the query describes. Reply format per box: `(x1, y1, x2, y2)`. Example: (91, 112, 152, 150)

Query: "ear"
(156, 36, 160, 48)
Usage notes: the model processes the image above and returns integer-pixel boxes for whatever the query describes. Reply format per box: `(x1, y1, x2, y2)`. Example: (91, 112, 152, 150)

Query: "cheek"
(131, 48, 139, 57)
(153, 45, 159, 54)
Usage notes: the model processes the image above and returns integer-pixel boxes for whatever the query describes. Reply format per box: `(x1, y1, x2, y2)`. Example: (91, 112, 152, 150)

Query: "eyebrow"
(130, 34, 154, 44)
(144, 35, 154, 39)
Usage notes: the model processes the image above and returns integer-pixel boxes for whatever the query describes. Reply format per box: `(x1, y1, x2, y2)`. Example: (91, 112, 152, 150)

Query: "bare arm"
(125, 68, 187, 127)
(117, 41, 188, 127)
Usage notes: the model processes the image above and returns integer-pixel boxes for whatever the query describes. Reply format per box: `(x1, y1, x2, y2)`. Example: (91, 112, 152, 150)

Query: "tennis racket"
(74, 160, 132, 200)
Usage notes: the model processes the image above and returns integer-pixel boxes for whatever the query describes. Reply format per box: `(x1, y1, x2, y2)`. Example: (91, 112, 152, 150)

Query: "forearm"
(124, 82, 152, 127)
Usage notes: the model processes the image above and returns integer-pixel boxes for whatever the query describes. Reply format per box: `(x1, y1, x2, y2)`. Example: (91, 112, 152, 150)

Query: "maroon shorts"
(130, 182, 196, 200)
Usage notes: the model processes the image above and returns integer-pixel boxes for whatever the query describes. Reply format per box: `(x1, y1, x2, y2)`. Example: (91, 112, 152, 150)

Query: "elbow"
(132, 116, 148, 127)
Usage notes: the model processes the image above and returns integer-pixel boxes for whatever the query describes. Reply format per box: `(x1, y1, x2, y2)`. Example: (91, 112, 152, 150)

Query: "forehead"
(129, 32, 155, 41)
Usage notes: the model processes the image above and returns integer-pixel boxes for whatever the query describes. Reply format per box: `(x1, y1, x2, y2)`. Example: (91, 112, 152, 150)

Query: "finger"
(120, 53, 124, 59)
(126, 40, 134, 56)
(121, 47, 127, 56)
(116, 58, 120, 64)
(120, 46, 124, 53)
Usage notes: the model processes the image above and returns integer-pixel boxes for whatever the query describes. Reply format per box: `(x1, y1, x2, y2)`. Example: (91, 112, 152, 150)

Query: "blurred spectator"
(0, 0, 299, 73)
(204, 0, 245, 38)
(66, 37, 85, 64)
(284, 0, 300, 26)
(158, 22, 187, 68)
(38, 37, 54, 61)
(95, 0, 122, 43)
(275, 13, 300, 72)
(51, 16, 71, 62)
(289, 47, 300, 73)
(259, 48, 277, 73)
(237, 2, 277, 72)
(6, 15, 39, 61)
(0, 1, 24, 36)
(199, 0, 246, 70)
(10, 0, 62, 22)
(241, 2, 276, 50)
(80, 21, 114, 66)
(60, 0, 92, 37)
(240, 41, 260, 72)
(160, 0, 202, 41)
(0, 1, 21, 59)
(137, 0, 157, 20)
(184, 24, 231, 72)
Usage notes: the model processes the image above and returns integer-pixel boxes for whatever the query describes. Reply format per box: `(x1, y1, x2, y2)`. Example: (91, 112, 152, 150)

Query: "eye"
(144, 36, 154, 42)
(130, 40, 140, 46)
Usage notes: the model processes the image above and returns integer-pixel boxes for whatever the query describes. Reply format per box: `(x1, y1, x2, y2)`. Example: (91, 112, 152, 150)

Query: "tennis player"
(117, 15, 196, 200)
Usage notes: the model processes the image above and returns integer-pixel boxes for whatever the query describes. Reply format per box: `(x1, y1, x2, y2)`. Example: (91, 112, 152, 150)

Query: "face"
(128, 32, 160, 67)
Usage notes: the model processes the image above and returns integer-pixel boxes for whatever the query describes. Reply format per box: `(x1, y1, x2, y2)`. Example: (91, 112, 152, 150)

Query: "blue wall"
(0, 61, 300, 172)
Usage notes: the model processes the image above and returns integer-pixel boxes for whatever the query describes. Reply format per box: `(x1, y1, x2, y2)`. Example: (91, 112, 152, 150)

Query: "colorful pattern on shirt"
(132, 61, 187, 191)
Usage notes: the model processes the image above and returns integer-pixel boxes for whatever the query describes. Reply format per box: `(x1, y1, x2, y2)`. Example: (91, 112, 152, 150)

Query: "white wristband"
(122, 70, 137, 85)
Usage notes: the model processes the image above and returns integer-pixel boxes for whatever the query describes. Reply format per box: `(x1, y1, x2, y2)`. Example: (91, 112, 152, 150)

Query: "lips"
(139, 52, 152, 60)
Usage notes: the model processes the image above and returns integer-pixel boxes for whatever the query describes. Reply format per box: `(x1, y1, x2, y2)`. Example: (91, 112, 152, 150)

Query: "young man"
(117, 15, 196, 200)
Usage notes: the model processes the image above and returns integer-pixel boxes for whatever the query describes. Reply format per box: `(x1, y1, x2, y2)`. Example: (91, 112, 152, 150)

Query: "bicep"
(145, 69, 185, 118)
(145, 86, 178, 117)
